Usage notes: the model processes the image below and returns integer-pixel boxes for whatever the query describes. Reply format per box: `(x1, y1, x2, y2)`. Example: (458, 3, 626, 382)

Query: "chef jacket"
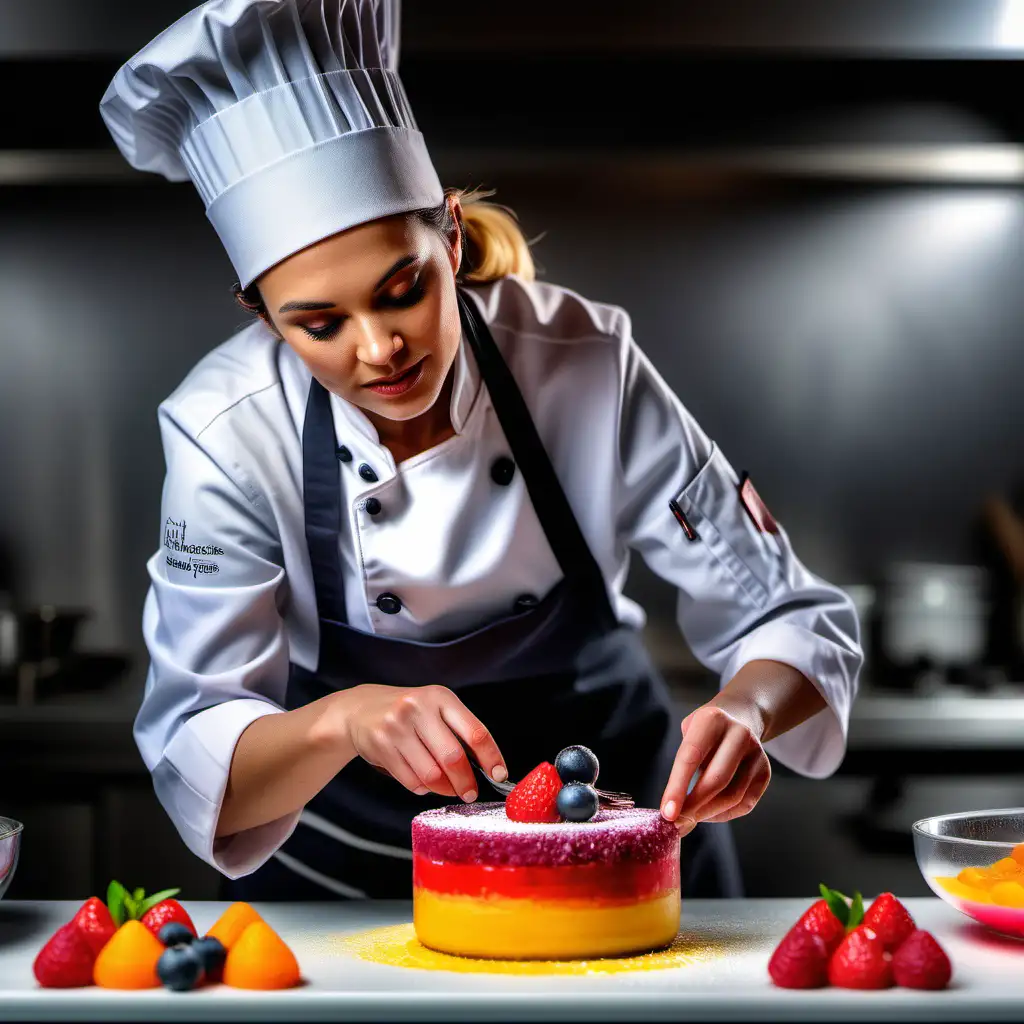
(137, 275, 862, 878)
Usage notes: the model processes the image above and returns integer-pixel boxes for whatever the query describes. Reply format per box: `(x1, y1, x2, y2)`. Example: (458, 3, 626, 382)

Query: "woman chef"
(100, 0, 861, 901)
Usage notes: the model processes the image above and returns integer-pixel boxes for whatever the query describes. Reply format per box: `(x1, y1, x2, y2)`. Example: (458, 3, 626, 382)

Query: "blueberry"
(192, 935, 227, 979)
(555, 745, 599, 785)
(158, 922, 195, 948)
(557, 782, 599, 822)
(157, 944, 205, 992)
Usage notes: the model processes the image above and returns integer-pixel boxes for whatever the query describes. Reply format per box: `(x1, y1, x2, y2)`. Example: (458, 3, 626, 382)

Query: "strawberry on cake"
(411, 746, 681, 960)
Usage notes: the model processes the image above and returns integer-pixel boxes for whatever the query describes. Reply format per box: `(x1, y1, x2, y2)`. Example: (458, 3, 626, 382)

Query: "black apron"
(225, 291, 742, 901)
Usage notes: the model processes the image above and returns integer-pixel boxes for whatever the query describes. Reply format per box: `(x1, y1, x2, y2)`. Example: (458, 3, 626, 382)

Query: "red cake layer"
(411, 803, 679, 867)
(413, 852, 679, 901)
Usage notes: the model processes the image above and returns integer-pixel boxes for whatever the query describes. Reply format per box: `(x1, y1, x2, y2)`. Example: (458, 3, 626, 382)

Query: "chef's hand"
(341, 683, 507, 802)
(659, 701, 771, 838)
(659, 659, 825, 836)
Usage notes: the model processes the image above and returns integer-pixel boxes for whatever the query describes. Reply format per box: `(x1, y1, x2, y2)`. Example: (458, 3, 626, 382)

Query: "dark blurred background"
(3, 0, 1024, 902)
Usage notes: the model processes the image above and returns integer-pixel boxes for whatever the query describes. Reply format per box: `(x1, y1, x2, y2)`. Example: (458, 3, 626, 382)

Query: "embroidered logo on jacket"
(164, 518, 224, 578)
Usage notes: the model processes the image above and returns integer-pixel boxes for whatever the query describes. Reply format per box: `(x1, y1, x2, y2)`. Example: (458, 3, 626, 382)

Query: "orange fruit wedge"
(989, 857, 1023, 880)
(934, 876, 993, 903)
(93, 920, 163, 989)
(222, 921, 301, 990)
(206, 902, 264, 950)
(957, 867, 995, 890)
(991, 881, 1024, 908)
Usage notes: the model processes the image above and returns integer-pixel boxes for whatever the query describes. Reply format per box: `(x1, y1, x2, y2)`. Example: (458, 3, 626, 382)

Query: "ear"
(446, 192, 464, 277)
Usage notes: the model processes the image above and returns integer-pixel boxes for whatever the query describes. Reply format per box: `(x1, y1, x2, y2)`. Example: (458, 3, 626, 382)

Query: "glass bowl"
(913, 808, 1024, 939)
(0, 818, 22, 899)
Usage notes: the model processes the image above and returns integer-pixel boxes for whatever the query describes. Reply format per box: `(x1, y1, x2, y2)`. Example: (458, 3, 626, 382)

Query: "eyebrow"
(373, 254, 417, 291)
(277, 299, 336, 313)
(277, 255, 418, 315)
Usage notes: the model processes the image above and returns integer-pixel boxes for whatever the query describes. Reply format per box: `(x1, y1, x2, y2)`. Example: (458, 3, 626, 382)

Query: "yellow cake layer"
(413, 887, 681, 960)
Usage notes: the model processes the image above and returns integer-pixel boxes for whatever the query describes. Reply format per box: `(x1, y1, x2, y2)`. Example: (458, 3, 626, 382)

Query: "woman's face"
(256, 203, 462, 426)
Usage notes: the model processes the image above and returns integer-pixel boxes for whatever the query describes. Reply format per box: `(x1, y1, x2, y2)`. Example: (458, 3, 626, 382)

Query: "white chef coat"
(138, 275, 862, 878)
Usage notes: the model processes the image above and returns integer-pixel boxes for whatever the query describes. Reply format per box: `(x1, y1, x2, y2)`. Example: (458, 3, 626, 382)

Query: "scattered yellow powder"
(327, 924, 735, 976)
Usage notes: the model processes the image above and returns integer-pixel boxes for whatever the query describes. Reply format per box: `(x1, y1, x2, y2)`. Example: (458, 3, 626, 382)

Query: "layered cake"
(411, 803, 681, 959)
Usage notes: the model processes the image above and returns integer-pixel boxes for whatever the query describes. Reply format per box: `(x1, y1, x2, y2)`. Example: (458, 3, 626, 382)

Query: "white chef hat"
(99, 0, 443, 287)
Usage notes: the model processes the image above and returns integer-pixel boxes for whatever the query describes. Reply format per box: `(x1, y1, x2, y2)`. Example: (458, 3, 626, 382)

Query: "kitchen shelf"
(5, 146, 1024, 189)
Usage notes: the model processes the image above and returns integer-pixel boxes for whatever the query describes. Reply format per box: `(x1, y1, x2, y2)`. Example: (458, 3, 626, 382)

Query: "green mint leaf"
(123, 895, 138, 921)
(819, 883, 850, 928)
(133, 887, 145, 902)
(848, 891, 865, 931)
(138, 888, 181, 916)
(106, 881, 127, 928)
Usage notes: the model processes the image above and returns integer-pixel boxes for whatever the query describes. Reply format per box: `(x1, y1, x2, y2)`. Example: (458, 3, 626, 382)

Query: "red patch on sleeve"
(739, 474, 779, 534)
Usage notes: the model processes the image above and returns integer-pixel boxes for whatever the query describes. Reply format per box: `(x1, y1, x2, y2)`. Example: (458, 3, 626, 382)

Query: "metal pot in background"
(880, 562, 990, 671)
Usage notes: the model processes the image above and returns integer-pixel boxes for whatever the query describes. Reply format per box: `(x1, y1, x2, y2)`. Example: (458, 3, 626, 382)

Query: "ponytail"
(455, 188, 535, 283)
(415, 186, 536, 284)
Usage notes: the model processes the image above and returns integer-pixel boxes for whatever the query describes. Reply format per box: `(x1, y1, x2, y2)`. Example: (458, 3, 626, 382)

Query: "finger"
(694, 756, 770, 823)
(683, 726, 755, 817)
(660, 709, 729, 825)
(393, 732, 459, 798)
(415, 718, 479, 802)
(700, 777, 770, 823)
(441, 702, 507, 783)
(377, 749, 433, 797)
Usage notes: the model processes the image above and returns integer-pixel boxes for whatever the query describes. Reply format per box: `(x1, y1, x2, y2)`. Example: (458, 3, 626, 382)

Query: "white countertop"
(0, 898, 1020, 1021)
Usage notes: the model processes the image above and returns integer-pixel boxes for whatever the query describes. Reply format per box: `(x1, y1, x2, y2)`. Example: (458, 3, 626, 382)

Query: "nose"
(354, 318, 404, 366)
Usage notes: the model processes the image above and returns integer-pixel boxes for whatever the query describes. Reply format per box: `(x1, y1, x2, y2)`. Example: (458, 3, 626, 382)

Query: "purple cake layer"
(411, 803, 679, 867)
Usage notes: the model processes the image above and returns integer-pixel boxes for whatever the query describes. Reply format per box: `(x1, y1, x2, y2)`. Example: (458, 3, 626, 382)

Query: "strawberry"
(505, 762, 562, 822)
(33, 922, 96, 988)
(892, 929, 952, 990)
(790, 883, 864, 953)
(140, 899, 196, 940)
(863, 892, 916, 952)
(828, 925, 893, 990)
(71, 897, 117, 956)
(768, 925, 829, 989)
(795, 899, 847, 954)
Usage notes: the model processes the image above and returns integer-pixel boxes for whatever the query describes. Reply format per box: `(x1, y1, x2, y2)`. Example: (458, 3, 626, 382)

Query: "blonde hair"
(453, 187, 536, 284)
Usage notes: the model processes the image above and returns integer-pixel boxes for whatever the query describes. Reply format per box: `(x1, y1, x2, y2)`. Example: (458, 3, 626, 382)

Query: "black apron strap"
(457, 291, 618, 629)
(301, 377, 348, 626)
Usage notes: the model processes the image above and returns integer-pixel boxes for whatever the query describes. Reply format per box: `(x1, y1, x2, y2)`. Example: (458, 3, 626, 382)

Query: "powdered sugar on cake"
(412, 803, 679, 867)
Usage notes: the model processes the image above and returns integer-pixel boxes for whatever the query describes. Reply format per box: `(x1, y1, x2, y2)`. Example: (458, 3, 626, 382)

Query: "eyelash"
(299, 277, 427, 341)
(302, 321, 339, 341)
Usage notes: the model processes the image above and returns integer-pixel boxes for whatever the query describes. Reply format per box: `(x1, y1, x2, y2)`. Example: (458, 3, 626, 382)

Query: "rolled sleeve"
(152, 698, 301, 878)
(719, 619, 854, 778)
(137, 406, 297, 877)
(614, 331, 862, 778)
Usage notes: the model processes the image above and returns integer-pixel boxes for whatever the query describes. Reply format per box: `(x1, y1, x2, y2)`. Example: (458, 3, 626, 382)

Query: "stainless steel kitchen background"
(2, 0, 1024, 902)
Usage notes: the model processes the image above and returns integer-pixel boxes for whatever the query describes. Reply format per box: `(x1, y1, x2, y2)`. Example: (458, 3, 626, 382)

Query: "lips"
(364, 362, 420, 387)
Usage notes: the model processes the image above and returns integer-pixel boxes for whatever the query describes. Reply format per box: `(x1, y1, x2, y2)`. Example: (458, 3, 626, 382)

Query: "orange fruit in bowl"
(990, 881, 1024, 908)
(1011, 843, 1024, 867)
(935, 877, 993, 904)
(222, 921, 301, 990)
(957, 867, 995, 889)
(989, 857, 1022, 880)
